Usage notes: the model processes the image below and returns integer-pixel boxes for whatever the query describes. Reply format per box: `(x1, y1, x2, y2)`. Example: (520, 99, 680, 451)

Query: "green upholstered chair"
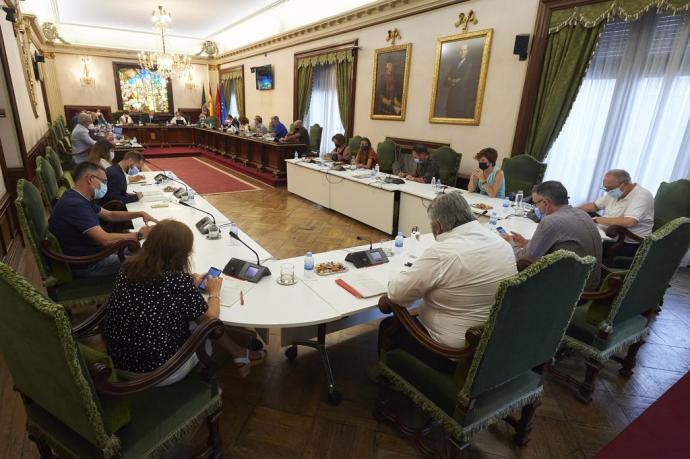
(376, 139, 398, 174)
(0, 262, 225, 458)
(309, 124, 323, 156)
(375, 251, 595, 455)
(348, 135, 362, 153)
(430, 147, 461, 186)
(501, 155, 547, 196)
(36, 156, 67, 208)
(552, 218, 690, 403)
(14, 179, 134, 310)
(206, 116, 218, 128)
(46, 146, 74, 189)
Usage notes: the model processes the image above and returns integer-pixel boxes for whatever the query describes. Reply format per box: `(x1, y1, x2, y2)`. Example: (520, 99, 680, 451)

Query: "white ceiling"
(20, 0, 379, 54)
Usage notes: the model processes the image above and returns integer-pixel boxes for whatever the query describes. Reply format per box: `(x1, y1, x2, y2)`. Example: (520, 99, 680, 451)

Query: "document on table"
(335, 272, 386, 299)
(219, 276, 256, 307)
(138, 190, 168, 203)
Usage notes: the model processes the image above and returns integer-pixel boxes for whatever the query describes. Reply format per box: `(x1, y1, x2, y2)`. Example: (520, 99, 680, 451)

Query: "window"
(227, 80, 239, 117)
(304, 64, 345, 155)
(544, 12, 690, 205)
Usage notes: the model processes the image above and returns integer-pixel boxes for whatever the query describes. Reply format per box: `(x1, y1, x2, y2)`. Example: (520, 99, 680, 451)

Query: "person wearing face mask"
(48, 162, 158, 278)
(578, 169, 654, 258)
(467, 147, 505, 199)
(502, 181, 602, 290)
(377, 192, 516, 374)
(88, 139, 116, 169)
(100, 150, 146, 205)
(354, 137, 378, 169)
(398, 144, 440, 183)
(329, 134, 351, 163)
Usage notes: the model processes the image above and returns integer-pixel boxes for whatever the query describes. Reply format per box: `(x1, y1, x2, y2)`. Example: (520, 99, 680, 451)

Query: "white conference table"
(126, 171, 539, 403)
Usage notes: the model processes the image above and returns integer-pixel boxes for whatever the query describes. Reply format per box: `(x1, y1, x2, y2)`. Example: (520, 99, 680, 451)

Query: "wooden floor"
(2, 173, 689, 458)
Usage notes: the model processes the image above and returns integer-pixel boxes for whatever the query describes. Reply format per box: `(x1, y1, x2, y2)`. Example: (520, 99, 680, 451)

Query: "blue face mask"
(534, 206, 542, 221)
(413, 158, 420, 164)
(93, 181, 107, 200)
(128, 165, 140, 176)
(607, 187, 623, 199)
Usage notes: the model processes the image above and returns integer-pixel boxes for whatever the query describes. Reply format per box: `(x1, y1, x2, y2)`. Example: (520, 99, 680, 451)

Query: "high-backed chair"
(0, 262, 225, 458)
(46, 146, 74, 189)
(36, 156, 66, 208)
(501, 155, 547, 196)
(376, 139, 398, 174)
(552, 218, 690, 403)
(348, 135, 362, 153)
(14, 179, 134, 310)
(309, 124, 323, 156)
(206, 116, 218, 128)
(375, 251, 595, 456)
(430, 146, 461, 186)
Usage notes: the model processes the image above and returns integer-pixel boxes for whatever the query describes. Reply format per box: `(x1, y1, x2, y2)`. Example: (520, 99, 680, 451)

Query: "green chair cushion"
(50, 275, 116, 306)
(44, 232, 73, 286)
(501, 155, 547, 195)
(78, 344, 131, 434)
(430, 147, 461, 186)
(63, 171, 75, 188)
(565, 305, 647, 353)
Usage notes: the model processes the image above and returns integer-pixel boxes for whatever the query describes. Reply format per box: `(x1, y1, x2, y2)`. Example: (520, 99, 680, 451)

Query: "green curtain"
(525, 24, 602, 161)
(223, 78, 232, 115)
(335, 59, 352, 133)
(222, 69, 244, 116)
(234, 76, 245, 116)
(296, 66, 314, 121)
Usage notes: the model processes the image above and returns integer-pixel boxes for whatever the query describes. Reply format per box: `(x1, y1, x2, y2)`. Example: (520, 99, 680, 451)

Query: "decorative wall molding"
(0, 192, 23, 268)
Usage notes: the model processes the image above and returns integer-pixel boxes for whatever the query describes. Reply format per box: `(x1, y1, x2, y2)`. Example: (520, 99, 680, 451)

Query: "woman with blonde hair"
(88, 139, 115, 169)
(103, 219, 265, 382)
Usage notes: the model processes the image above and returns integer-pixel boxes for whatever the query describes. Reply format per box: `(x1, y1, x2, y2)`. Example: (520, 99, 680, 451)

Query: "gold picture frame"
(429, 29, 493, 125)
(370, 43, 412, 121)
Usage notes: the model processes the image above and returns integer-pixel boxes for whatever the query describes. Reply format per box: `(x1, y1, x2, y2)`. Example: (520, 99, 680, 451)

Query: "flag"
(200, 85, 206, 110)
(220, 80, 227, 123)
(214, 84, 221, 120)
(207, 83, 214, 117)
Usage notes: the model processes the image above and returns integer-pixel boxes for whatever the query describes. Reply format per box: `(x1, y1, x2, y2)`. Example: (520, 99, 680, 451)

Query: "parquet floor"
(1, 163, 689, 458)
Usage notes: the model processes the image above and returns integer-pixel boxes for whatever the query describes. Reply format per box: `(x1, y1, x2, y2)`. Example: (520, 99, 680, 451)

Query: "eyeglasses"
(90, 175, 108, 185)
(533, 198, 545, 206)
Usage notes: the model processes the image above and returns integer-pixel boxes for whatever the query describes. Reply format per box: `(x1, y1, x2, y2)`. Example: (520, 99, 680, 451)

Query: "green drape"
(235, 76, 245, 117)
(222, 68, 244, 116)
(296, 66, 314, 121)
(526, 25, 602, 161)
(223, 78, 232, 114)
(335, 59, 352, 133)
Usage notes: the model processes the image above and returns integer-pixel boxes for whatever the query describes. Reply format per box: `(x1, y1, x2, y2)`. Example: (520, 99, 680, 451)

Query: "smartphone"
(496, 226, 508, 236)
(199, 267, 222, 291)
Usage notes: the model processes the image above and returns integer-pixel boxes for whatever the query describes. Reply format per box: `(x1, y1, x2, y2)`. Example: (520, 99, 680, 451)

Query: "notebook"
(335, 273, 386, 299)
(138, 190, 167, 203)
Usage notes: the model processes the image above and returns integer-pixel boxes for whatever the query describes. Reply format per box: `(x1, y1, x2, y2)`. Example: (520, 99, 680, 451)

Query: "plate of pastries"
(315, 261, 348, 276)
(470, 203, 493, 211)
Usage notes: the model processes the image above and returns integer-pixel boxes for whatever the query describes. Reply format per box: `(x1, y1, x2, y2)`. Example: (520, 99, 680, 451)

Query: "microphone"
(166, 176, 189, 200)
(179, 201, 220, 239)
(356, 235, 373, 250)
(230, 232, 270, 274)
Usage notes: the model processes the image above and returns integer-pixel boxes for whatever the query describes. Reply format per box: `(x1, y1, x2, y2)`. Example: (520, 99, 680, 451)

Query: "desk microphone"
(179, 201, 220, 239)
(229, 232, 270, 275)
(166, 177, 189, 200)
(356, 235, 373, 250)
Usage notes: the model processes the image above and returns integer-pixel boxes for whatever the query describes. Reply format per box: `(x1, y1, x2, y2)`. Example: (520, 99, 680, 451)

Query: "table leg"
(285, 323, 342, 405)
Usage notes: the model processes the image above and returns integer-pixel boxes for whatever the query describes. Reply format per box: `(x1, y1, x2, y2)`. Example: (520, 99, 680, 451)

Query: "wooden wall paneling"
(179, 108, 202, 123)
(64, 105, 112, 125)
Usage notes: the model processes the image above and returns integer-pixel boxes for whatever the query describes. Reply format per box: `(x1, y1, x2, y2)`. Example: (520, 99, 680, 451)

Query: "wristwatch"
(136, 231, 144, 241)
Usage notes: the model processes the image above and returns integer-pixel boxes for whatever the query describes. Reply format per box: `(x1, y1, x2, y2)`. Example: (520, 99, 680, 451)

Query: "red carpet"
(143, 146, 206, 157)
(200, 151, 286, 187)
(596, 371, 690, 458)
(147, 157, 258, 194)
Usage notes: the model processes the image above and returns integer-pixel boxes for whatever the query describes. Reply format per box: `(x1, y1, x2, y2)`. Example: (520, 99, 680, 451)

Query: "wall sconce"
(80, 57, 94, 86)
(184, 70, 196, 90)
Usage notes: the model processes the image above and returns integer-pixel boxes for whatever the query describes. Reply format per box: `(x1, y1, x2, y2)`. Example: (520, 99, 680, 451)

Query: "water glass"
(379, 239, 393, 257)
(280, 263, 295, 284)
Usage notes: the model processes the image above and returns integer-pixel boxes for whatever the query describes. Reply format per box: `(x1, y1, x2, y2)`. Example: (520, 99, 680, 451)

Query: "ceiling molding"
(212, 0, 466, 65)
(44, 43, 212, 64)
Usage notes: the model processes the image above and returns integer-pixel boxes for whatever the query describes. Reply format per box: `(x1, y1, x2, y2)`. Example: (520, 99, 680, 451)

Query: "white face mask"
(109, 151, 114, 161)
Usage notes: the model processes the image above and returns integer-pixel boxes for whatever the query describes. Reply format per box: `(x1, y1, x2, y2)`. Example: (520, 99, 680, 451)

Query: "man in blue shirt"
(100, 150, 145, 205)
(49, 162, 157, 278)
(270, 115, 288, 140)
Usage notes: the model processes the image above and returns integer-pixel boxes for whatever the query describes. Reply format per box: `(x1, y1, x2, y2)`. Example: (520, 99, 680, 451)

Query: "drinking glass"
(379, 239, 393, 257)
(280, 263, 295, 284)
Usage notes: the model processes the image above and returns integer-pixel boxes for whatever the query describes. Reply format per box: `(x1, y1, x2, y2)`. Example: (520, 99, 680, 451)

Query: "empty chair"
(376, 139, 398, 174)
(501, 154, 547, 196)
(309, 123, 323, 156)
(430, 146, 461, 186)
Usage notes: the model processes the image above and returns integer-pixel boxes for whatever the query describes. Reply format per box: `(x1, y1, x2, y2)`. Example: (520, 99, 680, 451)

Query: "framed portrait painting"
(429, 29, 493, 125)
(370, 44, 412, 121)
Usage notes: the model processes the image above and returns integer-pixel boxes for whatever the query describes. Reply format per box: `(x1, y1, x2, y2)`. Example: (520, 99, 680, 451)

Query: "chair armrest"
(581, 275, 623, 300)
(603, 225, 643, 259)
(89, 318, 225, 395)
(41, 238, 139, 265)
(516, 257, 534, 272)
(384, 299, 482, 360)
(73, 301, 109, 338)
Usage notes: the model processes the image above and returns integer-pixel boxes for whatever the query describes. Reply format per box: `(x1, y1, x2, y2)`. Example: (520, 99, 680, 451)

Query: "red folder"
(335, 278, 363, 298)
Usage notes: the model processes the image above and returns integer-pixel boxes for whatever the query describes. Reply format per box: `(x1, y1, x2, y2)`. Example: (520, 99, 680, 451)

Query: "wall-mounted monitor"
(254, 65, 274, 90)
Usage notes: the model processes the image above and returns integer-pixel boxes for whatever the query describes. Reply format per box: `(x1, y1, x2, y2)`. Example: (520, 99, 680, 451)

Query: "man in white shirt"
(118, 110, 133, 125)
(378, 192, 517, 374)
(71, 112, 97, 164)
(579, 169, 654, 257)
(169, 110, 187, 125)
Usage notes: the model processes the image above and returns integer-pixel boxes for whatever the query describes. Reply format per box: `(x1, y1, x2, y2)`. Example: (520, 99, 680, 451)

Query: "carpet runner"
(146, 157, 258, 194)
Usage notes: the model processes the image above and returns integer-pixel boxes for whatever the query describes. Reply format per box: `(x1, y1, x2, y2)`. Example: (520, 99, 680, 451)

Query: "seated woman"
(169, 110, 188, 125)
(238, 116, 250, 132)
(329, 134, 351, 163)
(354, 137, 377, 169)
(103, 219, 266, 383)
(88, 139, 115, 169)
(467, 147, 505, 199)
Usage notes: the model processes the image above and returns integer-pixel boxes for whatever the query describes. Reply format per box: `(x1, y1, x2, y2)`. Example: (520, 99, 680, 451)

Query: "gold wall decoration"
(196, 41, 219, 57)
(41, 22, 69, 44)
(385, 28, 401, 46)
(454, 10, 478, 32)
(429, 29, 493, 126)
(370, 43, 412, 121)
(14, 14, 39, 117)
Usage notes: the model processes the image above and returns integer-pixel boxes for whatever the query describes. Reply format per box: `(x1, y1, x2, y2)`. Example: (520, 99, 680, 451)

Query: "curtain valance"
(549, 0, 690, 33)
(222, 69, 242, 81)
(297, 50, 353, 69)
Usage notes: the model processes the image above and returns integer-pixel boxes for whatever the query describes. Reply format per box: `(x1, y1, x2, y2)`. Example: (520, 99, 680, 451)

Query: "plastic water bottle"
(304, 251, 314, 279)
(502, 197, 510, 209)
(408, 228, 419, 258)
(435, 179, 441, 194)
(187, 189, 196, 204)
(515, 190, 524, 215)
(489, 211, 498, 232)
(370, 166, 376, 178)
(394, 231, 404, 255)
(294, 151, 299, 160)
(430, 177, 437, 192)
(374, 164, 380, 178)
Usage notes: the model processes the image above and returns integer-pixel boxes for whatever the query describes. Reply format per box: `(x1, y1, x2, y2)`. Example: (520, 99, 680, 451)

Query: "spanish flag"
(207, 83, 214, 117)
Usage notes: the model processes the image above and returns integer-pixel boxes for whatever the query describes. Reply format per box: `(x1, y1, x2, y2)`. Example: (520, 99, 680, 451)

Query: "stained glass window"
(117, 67, 169, 112)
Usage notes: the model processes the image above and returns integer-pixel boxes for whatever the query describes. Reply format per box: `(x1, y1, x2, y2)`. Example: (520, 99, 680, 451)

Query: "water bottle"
(370, 166, 376, 178)
(502, 197, 510, 209)
(304, 251, 314, 279)
(430, 177, 437, 192)
(515, 190, 524, 215)
(435, 179, 441, 194)
(394, 231, 404, 255)
(187, 188, 196, 204)
(489, 211, 498, 232)
(294, 151, 299, 160)
(408, 228, 419, 258)
(374, 164, 380, 178)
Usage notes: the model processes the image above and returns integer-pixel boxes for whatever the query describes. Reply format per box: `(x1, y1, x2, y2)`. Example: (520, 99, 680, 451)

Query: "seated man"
(143, 110, 157, 124)
(280, 120, 310, 147)
(71, 112, 97, 164)
(398, 144, 440, 184)
(99, 150, 146, 205)
(49, 162, 157, 278)
(578, 169, 654, 257)
(379, 192, 517, 374)
(253, 115, 268, 134)
(270, 116, 288, 140)
(118, 110, 133, 125)
(503, 181, 602, 290)
(169, 110, 188, 125)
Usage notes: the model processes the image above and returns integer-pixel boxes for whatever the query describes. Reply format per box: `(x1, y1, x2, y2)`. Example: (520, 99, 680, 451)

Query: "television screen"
(255, 65, 274, 90)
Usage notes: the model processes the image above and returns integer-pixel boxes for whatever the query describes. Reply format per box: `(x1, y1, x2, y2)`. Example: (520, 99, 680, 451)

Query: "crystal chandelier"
(137, 5, 191, 80)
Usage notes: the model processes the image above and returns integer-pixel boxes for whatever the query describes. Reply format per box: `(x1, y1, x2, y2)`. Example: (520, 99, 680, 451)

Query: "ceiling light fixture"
(137, 5, 191, 81)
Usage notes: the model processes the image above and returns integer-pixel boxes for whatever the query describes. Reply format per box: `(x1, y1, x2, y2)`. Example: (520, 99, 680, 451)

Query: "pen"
(240, 290, 244, 306)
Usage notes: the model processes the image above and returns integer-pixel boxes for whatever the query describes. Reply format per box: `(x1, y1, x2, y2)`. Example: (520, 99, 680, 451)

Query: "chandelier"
(137, 5, 191, 80)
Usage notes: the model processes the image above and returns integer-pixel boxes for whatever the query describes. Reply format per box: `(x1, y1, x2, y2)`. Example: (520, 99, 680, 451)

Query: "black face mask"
(361, 144, 369, 150)
(478, 162, 490, 170)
